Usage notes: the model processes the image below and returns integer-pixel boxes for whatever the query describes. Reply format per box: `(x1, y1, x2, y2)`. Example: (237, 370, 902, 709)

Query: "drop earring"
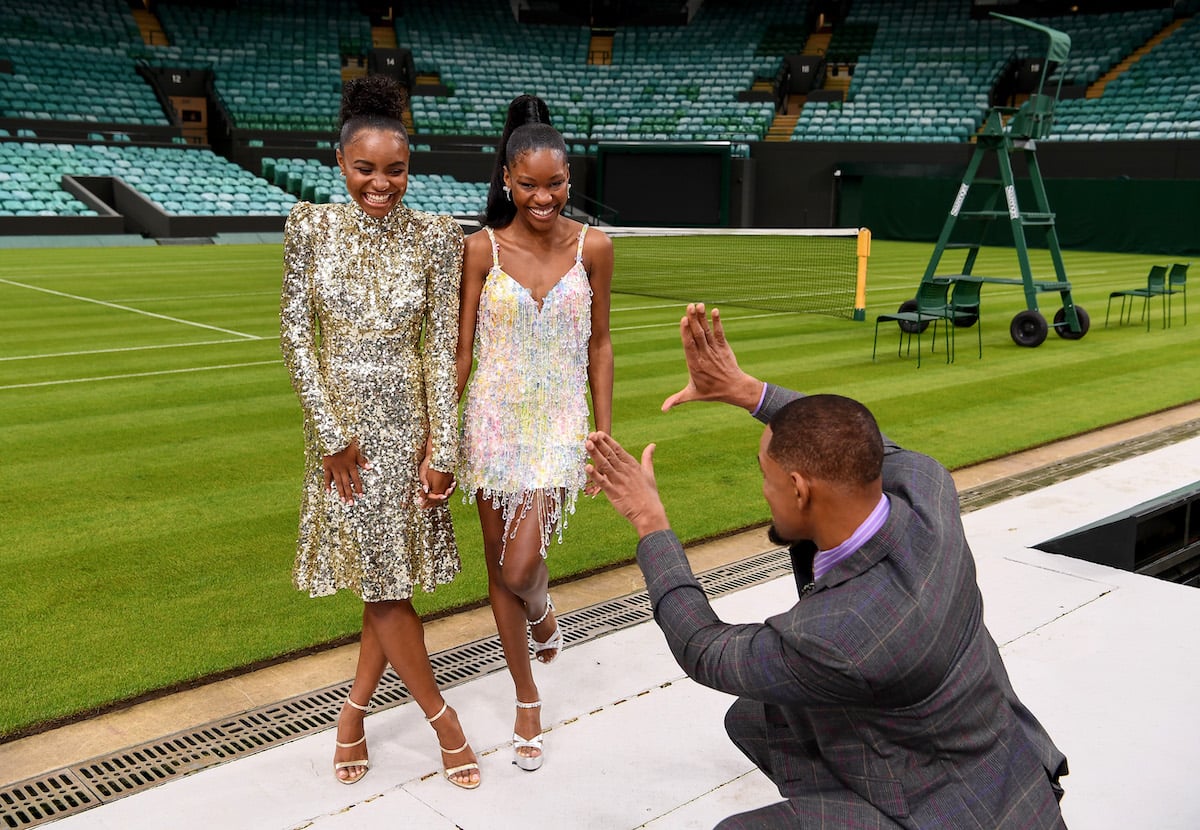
(503, 185, 512, 201)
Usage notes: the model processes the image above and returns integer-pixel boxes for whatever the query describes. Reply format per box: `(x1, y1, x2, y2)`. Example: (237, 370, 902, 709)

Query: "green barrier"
(849, 176, 1200, 256)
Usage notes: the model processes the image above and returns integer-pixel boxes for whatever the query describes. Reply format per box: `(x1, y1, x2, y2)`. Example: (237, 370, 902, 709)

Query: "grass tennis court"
(1, 238, 1196, 737)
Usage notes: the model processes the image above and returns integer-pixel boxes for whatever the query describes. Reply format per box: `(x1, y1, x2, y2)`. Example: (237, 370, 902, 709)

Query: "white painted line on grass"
(611, 310, 794, 333)
(110, 290, 279, 303)
(0, 278, 260, 339)
(613, 301, 685, 312)
(0, 360, 281, 391)
(0, 338, 270, 362)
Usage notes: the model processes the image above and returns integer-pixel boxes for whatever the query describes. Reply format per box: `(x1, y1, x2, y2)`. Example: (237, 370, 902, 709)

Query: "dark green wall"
(749, 139, 1200, 256)
(847, 176, 1200, 256)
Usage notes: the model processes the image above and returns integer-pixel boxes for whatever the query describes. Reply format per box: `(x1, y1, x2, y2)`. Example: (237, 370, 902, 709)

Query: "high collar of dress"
(350, 201, 408, 233)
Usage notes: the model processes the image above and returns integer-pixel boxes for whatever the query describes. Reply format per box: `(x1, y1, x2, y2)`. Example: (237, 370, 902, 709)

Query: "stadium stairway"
(372, 24, 398, 49)
(130, 7, 168, 47)
(1088, 16, 1189, 99)
(588, 30, 614, 65)
(765, 112, 800, 141)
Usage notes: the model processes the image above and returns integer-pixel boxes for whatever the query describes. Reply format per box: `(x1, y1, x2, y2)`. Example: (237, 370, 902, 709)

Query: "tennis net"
(608, 227, 871, 320)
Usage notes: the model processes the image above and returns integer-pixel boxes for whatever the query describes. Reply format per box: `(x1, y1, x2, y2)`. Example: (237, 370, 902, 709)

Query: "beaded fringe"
(471, 486, 579, 564)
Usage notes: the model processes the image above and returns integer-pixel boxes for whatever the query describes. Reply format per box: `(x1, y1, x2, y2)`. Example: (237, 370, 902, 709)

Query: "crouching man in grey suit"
(586, 303, 1068, 829)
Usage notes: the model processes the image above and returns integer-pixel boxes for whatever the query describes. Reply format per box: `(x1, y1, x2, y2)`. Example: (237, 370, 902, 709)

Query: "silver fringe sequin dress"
(459, 225, 592, 559)
(281, 201, 463, 601)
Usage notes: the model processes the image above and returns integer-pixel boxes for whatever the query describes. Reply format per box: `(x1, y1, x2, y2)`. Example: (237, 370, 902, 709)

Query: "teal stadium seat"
(0, 141, 297, 217)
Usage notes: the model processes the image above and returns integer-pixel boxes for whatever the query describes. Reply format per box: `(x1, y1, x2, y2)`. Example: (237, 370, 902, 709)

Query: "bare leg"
(477, 492, 560, 765)
(362, 599, 480, 787)
(333, 608, 388, 782)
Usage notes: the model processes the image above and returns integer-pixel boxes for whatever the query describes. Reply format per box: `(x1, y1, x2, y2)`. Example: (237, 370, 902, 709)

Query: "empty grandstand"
(0, 0, 1196, 251)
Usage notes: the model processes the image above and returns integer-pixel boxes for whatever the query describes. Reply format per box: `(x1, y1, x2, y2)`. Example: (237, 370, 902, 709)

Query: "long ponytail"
(484, 94, 552, 227)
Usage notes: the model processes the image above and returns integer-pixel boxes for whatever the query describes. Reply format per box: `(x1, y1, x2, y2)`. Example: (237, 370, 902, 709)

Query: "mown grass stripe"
(0, 360, 282, 390)
(0, 278, 260, 339)
(0, 338, 269, 362)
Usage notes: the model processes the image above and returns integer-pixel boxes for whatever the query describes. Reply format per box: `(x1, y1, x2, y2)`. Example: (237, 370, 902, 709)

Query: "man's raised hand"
(661, 303, 763, 413)
(585, 431, 670, 538)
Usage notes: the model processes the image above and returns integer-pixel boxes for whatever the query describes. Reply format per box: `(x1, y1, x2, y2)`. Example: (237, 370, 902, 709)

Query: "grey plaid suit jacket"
(637, 384, 1067, 828)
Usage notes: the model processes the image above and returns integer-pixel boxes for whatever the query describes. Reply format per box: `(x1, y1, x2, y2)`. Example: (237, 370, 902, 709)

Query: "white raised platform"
(49, 436, 1200, 830)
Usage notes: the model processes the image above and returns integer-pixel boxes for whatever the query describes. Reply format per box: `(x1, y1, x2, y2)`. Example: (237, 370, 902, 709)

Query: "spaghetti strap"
(484, 226, 501, 270)
(574, 224, 588, 264)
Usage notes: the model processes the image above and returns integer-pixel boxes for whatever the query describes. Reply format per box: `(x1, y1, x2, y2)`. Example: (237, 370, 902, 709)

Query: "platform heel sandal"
(513, 699, 544, 772)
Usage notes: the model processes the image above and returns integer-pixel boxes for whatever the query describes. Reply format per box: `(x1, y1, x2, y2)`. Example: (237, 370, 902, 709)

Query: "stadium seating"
(0, 0, 168, 126)
(0, 141, 296, 217)
(1, 0, 369, 134)
(792, 0, 1178, 143)
(2, 0, 1199, 227)
(0, 138, 483, 220)
(1046, 15, 1200, 141)
(150, 0, 369, 133)
(264, 156, 488, 216)
(399, 0, 799, 143)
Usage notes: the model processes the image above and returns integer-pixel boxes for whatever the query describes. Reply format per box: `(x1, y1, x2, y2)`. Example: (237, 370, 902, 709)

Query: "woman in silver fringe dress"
(456, 97, 614, 772)
(280, 75, 479, 790)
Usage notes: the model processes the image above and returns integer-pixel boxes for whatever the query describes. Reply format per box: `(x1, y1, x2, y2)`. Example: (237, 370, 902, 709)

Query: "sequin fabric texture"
(459, 225, 592, 558)
(281, 201, 463, 601)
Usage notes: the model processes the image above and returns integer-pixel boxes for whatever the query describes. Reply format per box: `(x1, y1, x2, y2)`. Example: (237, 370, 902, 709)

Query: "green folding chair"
(1165, 262, 1188, 326)
(873, 281, 952, 368)
(1105, 265, 1168, 331)
(947, 279, 984, 361)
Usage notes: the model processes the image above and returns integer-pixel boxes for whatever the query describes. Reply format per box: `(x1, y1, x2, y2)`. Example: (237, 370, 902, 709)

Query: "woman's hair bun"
(339, 75, 407, 127)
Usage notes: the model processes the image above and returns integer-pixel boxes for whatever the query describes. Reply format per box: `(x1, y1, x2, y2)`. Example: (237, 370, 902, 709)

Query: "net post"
(853, 227, 871, 321)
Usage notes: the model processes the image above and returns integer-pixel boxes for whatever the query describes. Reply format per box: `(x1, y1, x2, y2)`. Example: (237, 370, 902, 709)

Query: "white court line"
(5, 307, 784, 364)
(0, 338, 269, 362)
(2, 312, 799, 389)
(0, 360, 281, 391)
(0, 278, 260, 339)
(111, 290, 279, 303)
(611, 310, 795, 332)
(613, 300, 684, 312)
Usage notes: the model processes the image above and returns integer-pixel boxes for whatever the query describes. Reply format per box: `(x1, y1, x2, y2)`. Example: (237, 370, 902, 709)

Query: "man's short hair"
(767, 395, 884, 486)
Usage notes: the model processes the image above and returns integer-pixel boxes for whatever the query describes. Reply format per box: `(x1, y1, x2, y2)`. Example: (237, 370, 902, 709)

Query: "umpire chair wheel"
(953, 310, 978, 328)
(1010, 309, 1048, 347)
(896, 299, 930, 334)
(1053, 306, 1090, 340)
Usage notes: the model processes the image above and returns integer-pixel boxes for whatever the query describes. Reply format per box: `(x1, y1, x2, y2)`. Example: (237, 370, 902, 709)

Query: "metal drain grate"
(958, 419, 1200, 514)
(0, 547, 792, 828)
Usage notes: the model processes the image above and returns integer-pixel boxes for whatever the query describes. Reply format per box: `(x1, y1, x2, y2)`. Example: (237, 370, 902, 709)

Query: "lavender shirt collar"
(813, 493, 890, 581)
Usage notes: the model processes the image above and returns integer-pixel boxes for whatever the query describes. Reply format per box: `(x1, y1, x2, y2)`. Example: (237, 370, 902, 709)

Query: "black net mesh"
(610, 229, 862, 318)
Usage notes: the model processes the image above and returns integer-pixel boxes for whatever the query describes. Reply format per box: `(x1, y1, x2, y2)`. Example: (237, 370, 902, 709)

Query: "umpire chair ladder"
(916, 13, 1088, 348)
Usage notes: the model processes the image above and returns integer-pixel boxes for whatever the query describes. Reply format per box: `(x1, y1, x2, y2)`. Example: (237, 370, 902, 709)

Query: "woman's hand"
(418, 449, 455, 509)
(324, 438, 371, 505)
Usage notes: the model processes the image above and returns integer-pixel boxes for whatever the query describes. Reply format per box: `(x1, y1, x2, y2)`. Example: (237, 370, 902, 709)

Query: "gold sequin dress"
(281, 201, 463, 601)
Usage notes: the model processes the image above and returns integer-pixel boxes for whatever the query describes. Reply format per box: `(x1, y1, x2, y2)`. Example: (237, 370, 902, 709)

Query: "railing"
(566, 192, 618, 226)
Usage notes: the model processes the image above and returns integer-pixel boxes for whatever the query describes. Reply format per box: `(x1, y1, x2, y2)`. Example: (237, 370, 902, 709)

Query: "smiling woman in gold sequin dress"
(280, 76, 479, 791)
